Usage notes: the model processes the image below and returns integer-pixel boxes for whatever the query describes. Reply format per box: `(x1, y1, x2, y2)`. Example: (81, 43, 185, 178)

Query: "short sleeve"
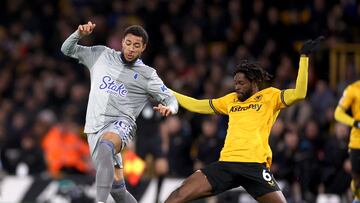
(210, 93, 234, 115)
(273, 88, 287, 110)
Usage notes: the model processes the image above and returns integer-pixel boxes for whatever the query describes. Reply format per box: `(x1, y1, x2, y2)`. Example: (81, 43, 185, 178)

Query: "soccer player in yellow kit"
(161, 36, 324, 203)
(334, 81, 360, 203)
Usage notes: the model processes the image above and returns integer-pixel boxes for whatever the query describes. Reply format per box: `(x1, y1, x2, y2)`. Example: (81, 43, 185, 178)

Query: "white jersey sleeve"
(147, 71, 178, 114)
(61, 31, 106, 69)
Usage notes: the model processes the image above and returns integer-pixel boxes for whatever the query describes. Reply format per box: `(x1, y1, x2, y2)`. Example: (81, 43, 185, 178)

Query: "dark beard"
(238, 88, 253, 101)
(120, 53, 137, 65)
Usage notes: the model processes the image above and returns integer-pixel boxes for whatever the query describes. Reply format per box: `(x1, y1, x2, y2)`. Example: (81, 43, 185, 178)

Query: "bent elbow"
(296, 87, 307, 100)
(292, 90, 306, 102)
(60, 43, 68, 55)
(334, 107, 341, 121)
(298, 92, 306, 100)
(60, 42, 75, 56)
(60, 43, 70, 56)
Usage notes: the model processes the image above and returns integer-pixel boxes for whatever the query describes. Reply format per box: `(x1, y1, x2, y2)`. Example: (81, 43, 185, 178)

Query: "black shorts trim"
(200, 161, 281, 198)
(350, 149, 360, 173)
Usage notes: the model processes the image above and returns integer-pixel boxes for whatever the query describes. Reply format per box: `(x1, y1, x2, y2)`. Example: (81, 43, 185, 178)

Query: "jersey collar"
(119, 53, 144, 66)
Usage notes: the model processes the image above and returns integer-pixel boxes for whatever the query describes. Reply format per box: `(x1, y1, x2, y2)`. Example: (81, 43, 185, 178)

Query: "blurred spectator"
(6, 111, 29, 148)
(161, 116, 193, 177)
(298, 119, 324, 202)
(321, 122, 351, 195)
(280, 98, 313, 130)
(193, 116, 223, 170)
(271, 129, 302, 202)
(135, 102, 168, 176)
(310, 80, 337, 125)
(41, 116, 92, 178)
(17, 135, 46, 175)
(269, 118, 286, 158)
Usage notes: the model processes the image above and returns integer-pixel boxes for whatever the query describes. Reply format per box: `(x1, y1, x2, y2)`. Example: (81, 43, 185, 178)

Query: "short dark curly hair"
(123, 25, 149, 44)
(233, 60, 272, 84)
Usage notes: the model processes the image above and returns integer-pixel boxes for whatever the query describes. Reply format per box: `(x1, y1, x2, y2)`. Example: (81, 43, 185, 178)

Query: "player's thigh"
(256, 191, 287, 203)
(178, 170, 213, 198)
(240, 163, 282, 200)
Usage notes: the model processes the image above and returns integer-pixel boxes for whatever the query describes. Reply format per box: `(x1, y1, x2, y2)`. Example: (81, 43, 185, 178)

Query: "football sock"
(110, 179, 138, 203)
(95, 140, 115, 202)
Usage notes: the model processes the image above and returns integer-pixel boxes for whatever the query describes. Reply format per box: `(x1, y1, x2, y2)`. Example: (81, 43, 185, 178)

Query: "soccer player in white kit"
(61, 21, 178, 203)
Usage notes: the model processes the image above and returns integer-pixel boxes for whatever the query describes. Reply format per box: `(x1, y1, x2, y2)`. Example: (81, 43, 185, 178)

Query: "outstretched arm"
(61, 21, 105, 69)
(171, 91, 215, 114)
(282, 56, 309, 106)
(282, 36, 324, 106)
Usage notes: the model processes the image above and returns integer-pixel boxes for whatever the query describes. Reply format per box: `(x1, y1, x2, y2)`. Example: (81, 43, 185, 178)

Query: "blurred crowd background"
(0, 0, 360, 202)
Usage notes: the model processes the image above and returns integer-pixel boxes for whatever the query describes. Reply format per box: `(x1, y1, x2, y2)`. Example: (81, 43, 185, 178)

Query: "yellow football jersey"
(210, 87, 287, 167)
(338, 81, 360, 149)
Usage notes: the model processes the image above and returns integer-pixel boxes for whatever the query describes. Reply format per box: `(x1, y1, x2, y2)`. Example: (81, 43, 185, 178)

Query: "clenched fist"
(77, 21, 96, 37)
(300, 36, 324, 56)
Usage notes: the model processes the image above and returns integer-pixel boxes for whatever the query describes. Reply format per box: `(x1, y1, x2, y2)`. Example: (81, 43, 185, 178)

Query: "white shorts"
(87, 119, 136, 168)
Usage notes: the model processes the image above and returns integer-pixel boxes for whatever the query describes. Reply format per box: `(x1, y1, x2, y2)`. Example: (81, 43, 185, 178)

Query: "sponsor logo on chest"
(230, 103, 262, 112)
(99, 75, 128, 97)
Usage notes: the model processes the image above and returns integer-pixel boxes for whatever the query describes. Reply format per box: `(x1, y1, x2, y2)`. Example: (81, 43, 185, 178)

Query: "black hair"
(233, 60, 272, 85)
(123, 25, 149, 44)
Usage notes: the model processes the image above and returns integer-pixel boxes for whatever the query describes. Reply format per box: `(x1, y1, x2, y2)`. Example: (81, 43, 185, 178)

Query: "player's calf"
(95, 140, 116, 202)
(164, 186, 190, 203)
(110, 179, 137, 203)
(165, 171, 212, 203)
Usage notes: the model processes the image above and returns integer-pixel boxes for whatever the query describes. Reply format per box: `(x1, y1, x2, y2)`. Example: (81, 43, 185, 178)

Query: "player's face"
(234, 72, 254, 101)
(122, 33, 146, 62)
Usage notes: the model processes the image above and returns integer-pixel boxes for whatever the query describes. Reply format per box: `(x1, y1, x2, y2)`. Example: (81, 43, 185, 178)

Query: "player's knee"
(257, 191, 287, 203)
(96, 140, 115, 168)
(102, 132, 122, 153)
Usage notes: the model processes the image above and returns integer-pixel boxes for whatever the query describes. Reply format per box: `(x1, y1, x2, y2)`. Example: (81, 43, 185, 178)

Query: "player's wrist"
(74, 30, 84, 38)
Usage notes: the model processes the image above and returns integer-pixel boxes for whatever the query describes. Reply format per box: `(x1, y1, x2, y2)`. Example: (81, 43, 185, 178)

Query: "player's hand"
(354, 120, 360, 128)
(153, 104, 173, 117)
(300, 36, 325, 56)
(77, 21, 96, 37)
